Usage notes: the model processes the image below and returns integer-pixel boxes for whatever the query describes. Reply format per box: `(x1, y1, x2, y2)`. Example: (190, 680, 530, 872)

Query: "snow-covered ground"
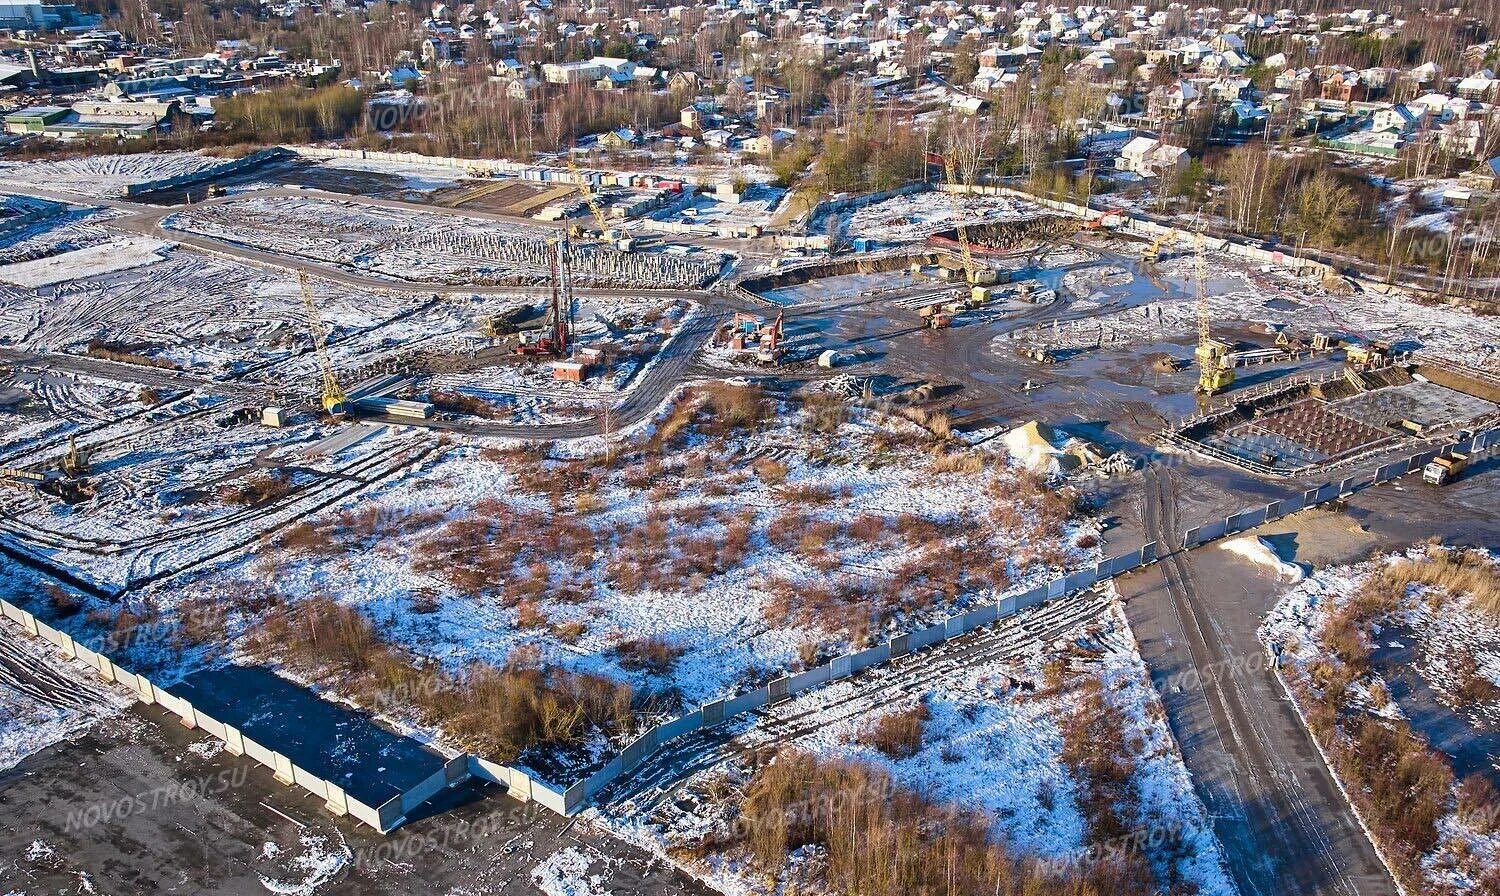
(1009, 249, 1500, 370)
(0, 235, 169, 287)
(843, 190, 1047, 243)
(0, 626, 132, 772)
(600, 593, 1234, 896)
(0, 152, 225, 199)
(1262, 547, 1500, 895)
(165, 196, 723, 289)
(187, 398, 1097, 712)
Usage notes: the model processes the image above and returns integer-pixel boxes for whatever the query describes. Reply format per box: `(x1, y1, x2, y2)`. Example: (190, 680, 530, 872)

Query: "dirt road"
(1119, 466, 1394, 896)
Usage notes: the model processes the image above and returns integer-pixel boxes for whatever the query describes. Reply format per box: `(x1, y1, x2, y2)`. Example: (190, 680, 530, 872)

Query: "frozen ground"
(842, 190, 1048, 243)
(1009, 249, 1500, 370)
(0, 235, 168, 287)
(0, 624, 132, 773)
(599, 593, 1234, 896)
(166, 196, 723, 289)
(0, 152, 225, 199)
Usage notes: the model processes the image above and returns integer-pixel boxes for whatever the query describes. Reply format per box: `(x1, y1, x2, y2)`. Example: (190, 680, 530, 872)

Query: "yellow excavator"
(299, 271, 350, 417)
(1142, 227, 1178, 264)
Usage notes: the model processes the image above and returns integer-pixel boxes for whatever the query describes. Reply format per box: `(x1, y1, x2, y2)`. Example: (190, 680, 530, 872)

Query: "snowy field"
(0, 207, 119, 267)
(600, 594, 1234, 896)
(166, 196, 724, 289)
(0, 235, 168, 287)
(0, 245, 431, 374)
(843, 190, 1048, 243)
(0, 626, 132, 773)
(0, 152, 225, 199)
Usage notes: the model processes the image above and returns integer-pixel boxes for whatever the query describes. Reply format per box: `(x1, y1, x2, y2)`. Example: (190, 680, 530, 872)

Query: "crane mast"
(299, 271, 349, 416)
(1193, 230, 1235, 396)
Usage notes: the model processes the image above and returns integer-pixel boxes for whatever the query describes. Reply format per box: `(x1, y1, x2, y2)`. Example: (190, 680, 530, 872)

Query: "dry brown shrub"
(753, 456, 789, 483)
(1382, 548, 1500, 616)
(858, 701, 931, 758)
(614, 635, 684, 675)
(245, 597, 633, 763)
(929, 447, 984, 474)
(736, 750, 1155, 896)
(514, 600, 550, 629)
(218, 471, 295, 506)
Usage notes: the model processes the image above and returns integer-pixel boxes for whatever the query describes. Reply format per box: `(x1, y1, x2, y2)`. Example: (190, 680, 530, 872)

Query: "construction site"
(0, 146, 1496, 896)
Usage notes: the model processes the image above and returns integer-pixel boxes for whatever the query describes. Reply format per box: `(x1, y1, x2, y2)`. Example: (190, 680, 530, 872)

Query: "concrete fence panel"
(1017, 585, 1048, 609)
(767, 676, 790, 703)
(531, 783, 570, 816)
(724, 687, 769, 717)
(657, 709, 704, 742)
(701, 700, 726, 726)
(889, 634, 911, 657)
(1063, 569, 1098, 593)
(1182, 527, 1203, 548)
(1338, 476, 1356, 495)
(786, 666, 831, 696)
(849, 644, 890, 674)
(831, 655, 853, 679)
(1046, 578, 1067, 599)
(910, 622, 948, 651)
(945, 614, 967, 638)
(1142, 541, 1159, 564)
(1265, 500, 1284, 520)
(962, 604, 998, 630)
(345, 798, 384, 831)
(998, 595, 1018, 616)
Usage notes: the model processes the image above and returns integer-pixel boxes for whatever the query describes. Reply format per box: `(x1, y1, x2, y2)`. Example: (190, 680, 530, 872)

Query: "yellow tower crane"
(942, 153, 996, 304)
(299, 271, 349, 417)
(567, 158, 633, 251)
(1192, 231, 1235, 396)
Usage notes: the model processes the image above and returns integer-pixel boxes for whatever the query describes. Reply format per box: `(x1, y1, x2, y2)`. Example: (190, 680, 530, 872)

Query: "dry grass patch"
(246, 597, 633, 763)
(858, 701, 931, 759)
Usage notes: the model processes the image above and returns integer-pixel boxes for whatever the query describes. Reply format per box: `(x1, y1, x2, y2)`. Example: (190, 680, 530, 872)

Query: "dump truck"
(1423, 452, 1469, 486)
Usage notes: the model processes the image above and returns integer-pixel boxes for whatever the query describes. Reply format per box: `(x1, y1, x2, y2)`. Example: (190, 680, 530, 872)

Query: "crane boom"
(567, 158, 612, 237)
(299, 271, 348, 416)
(942, 154, 978, 286)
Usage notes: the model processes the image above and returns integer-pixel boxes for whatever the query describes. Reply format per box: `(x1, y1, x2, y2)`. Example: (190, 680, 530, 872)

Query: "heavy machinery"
(755, 310, 785, 365)
(941, 154, 998, 304)
(298, 271, 350, 416)
(517, 238, 575, 357)
(1192, 231, 1235, 396)
(1141, 228, 1178, 264)
(1423, 451, 1469, 486)
(919, 302, 953, 330)
(62, 435, 88, 476)
(567, 158, 634, 251)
